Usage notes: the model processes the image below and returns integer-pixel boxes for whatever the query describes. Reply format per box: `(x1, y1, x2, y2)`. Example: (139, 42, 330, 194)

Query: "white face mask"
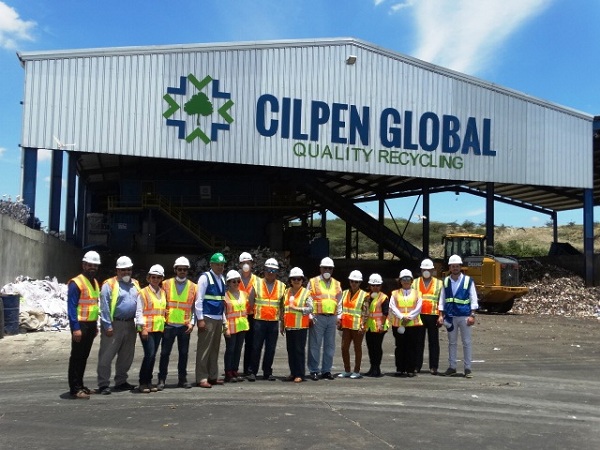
(121, 275, 131, 283)
(242, 263, 251, 273)
(371, 292, 378, 299)
(322, 272, 331, 280)
(422, 270, 431, 279)
(176, 276, 187, 282)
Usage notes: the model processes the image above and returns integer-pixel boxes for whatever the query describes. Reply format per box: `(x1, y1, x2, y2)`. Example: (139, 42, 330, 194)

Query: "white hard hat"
(368, 273, 383, 285)
(82, 251, 101, 265)
(226, 269, 241, 282)
(173, 256, 190, 268)
(148, 264, 165, 276)
(420, 258, 434, 270)
(289, 267, 305, 278)
(399, 269, 413, 280)
(239, 252, 253, 263)
(320, 257, 334, 268)
(116, 256, 133, 269)
(348, 270, 363, 282)
(265, 258, 279, 269)
(448, 254, 463, 265)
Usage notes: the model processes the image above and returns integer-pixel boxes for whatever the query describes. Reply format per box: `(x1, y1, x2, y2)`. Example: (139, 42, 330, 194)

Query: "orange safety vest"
(225, 290, 250, 334)
(138, 286, 167, 332)
(390, 289, 423, 327)
(283, 287, 311, 329)
(241, 273, 259, 315)
(254, 279, 285, 321)
(163, 278, 197, 325)
(70, 274, 100, 322)
(308, 276, 341, 314)
(413, 277, 442, 315)
(340, 289, 368, 330)
(102, 276, 141, 320)
(365, 292, 389, 332)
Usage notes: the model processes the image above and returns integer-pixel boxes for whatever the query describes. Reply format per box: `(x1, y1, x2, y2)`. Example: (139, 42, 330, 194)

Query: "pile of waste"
(0, 196, 30, 224)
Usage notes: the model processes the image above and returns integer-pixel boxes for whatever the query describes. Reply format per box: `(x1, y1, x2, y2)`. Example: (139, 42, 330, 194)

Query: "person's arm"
(388, 292, 403, 319)
(67, 281, 81, 332)
(99, 282, 113, 331)
(406, 294, 423, 321)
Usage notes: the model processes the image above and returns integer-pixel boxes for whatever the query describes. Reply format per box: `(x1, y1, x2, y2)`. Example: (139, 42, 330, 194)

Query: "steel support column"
(422, 186, 430, 257)
(49, 150, 63, 233)
(65, 152, 77, 243)
(378, 197, 384, 260)
(21, 147, 38, 228)
(583, 188, 594, 286)
(486, 183, 495, 251)
(76, 177, 85, 246)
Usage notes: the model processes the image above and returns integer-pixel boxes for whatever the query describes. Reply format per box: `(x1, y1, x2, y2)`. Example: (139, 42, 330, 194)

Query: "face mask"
(176, 276, 187, 282)
(422, 270, 431, 279)
(322, 272, 331, 280)
(121, 275, 131, 283)
(242, 263, 250, 273)
(371, 292, 378, 299)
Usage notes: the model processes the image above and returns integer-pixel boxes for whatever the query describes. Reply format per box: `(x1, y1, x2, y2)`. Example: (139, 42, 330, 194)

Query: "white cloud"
(0, 1, 36, 50)
(378, 0, 553, 75)
(0, 146, 6, 158)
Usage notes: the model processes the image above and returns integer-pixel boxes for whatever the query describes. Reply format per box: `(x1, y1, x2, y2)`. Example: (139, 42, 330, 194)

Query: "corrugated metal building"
(15, 38, 597, 276)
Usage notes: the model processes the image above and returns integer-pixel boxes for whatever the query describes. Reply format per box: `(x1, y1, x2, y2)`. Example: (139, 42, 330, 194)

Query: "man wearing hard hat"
(438, 254, 479, 378)
(96, 255, 140, 395)
(307, 257, 343, 381)
(238, 252, 259, 376)
(157, 256, 198, 390)
(67, 250, 102, 399)
(195, 253, 228, 388)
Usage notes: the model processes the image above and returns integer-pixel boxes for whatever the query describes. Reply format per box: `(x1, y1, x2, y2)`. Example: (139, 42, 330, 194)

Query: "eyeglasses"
(321, 267, 334, 271)
(290, 277, 303, 282)
(265, 269, 278, 274)
(228, 279, 240, 284)
(400, 277, 412, 282)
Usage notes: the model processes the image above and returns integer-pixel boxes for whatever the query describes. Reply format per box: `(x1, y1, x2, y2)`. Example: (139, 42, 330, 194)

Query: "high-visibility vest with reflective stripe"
(225, 290, 250, 333)
(103, 276, 141, 320)
(365, 292, 389, 332)
(283, 287, 310, 329)
(340, 289, 367, 330)
(139, 286, 166, 332)
(202, 271, 226, 316)
(308, 276, 341, 314)
(443, 275, 474, 317)
(254, 279, 285, 321)
(163, 278, 197, 325)
(240, 273, 259, 315)
(390, 289, 423, 327)
(70, 274, 100, 322)
(412, 277, 442, 315)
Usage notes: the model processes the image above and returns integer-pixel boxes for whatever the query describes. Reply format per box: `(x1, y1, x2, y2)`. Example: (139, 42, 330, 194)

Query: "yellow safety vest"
(413, 277, 442, 315)
(163, 278, 197, 325)
(365, 292, 389, 332)
(138, 286, 166, 332)
(241, 273, 259, 315)
(254, 279, 285, 321)
(308, 276, 341, 314)
(283, 287, 310, 329)
(70, 274, 100, 322)
(102, 276, 141, 320)
(340, 289, 367, 330)
(390, 289, 423, 327)
(225, 290, 250, 334)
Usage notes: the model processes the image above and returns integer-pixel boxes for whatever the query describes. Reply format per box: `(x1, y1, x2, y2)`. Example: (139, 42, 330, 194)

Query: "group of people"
(66, 250, 478, 399)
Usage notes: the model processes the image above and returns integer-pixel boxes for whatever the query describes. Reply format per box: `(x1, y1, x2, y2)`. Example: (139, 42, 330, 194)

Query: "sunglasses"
(175, 267, 188, 272)
(265, 269, 278, 273)
(321, 267, 334, 271)
(349, 280, 360, 284)
(400, 277, 412, 282)
(290, 277, 303, 282)
(229, 279, 240, 284)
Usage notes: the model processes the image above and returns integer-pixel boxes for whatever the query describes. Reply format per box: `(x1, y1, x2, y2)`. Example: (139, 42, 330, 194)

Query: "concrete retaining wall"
(0, 215, 81, 286)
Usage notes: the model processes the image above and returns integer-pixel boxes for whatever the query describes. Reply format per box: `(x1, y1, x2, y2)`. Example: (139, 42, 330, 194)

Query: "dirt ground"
(1, 313, 600, 449)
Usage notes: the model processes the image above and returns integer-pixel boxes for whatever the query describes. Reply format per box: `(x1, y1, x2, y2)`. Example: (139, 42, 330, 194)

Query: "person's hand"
(140, 329, 148, 340)
(437, 317, 444, 327)
(72, 329, 82, 342)
(105, 328, 114, 337)
(224, 329, 230, 338)
(185, 323, 194, 334)
(467, 316, 475, 326)
(198, 320, 206, 332)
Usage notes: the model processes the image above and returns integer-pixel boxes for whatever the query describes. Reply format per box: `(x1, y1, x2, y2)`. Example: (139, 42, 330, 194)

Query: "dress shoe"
(247, 373, 256, 382)
(310, 372, 319, 381)
(177, 381, 193, 389)
(321, 372, 334, 380)
(157, 380, 165, 391)
(114, 382, 136, 391)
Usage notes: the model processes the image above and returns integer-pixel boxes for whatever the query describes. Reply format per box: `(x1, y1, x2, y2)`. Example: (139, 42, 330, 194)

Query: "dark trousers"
(243, 314, 255, 374)
(415, 314, 440, 371)
(139, 332, 163, 385)
(392, 326, 420, 373)
(68, 321, 97, 394)
(250, 319, 279, 376)
(286, 328, 308, 378)
(158, 325, 190, 382)
(224, 331, 247, 372)
(365, 331, 386, 369)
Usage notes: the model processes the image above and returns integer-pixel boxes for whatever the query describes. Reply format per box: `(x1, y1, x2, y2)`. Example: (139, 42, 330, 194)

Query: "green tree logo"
(184, 93, 214, 125)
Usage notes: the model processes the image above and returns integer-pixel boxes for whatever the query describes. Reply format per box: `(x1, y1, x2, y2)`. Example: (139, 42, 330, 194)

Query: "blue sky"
(0, 0, 599, 229)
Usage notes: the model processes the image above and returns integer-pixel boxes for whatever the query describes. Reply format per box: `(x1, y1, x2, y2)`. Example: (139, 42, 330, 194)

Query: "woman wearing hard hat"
(364, 273, 389, 377)
(223, 269, 250, 383)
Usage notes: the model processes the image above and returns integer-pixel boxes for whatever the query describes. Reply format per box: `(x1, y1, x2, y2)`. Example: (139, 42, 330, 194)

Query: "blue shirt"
(99, 278, 139, 329)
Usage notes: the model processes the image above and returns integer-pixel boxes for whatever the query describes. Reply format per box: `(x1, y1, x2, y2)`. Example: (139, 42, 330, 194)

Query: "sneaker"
(350, 372, 363, 379)
(247, 373, 256, 382)
(177, 381, 193, 389)
(321, 372, 334, 380)
(464, 369, 473, 378)
(310, 372, 319, 381)
(234, 372, 245, 382)
(138, 384, 151, 394)
(149, 385, 158, 392)
(71, 389, 90, 399)
(97, 385, 111, 395)
(407, 372, 416, 378)
(114, 382, 136, 391)
(442, 368, 457, 377)
(157, 380, 165, 391)
(337, 372, 351, 378)
(264, 374, 276, 381)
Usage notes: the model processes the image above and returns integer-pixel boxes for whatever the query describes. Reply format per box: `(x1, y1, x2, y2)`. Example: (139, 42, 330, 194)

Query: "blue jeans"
(224, 331, 246, 372)
(308, 314, 337, 374)
(250, 320, 279, 376)
(139, 332, 162, 385)
(158, 325, 190, 383)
